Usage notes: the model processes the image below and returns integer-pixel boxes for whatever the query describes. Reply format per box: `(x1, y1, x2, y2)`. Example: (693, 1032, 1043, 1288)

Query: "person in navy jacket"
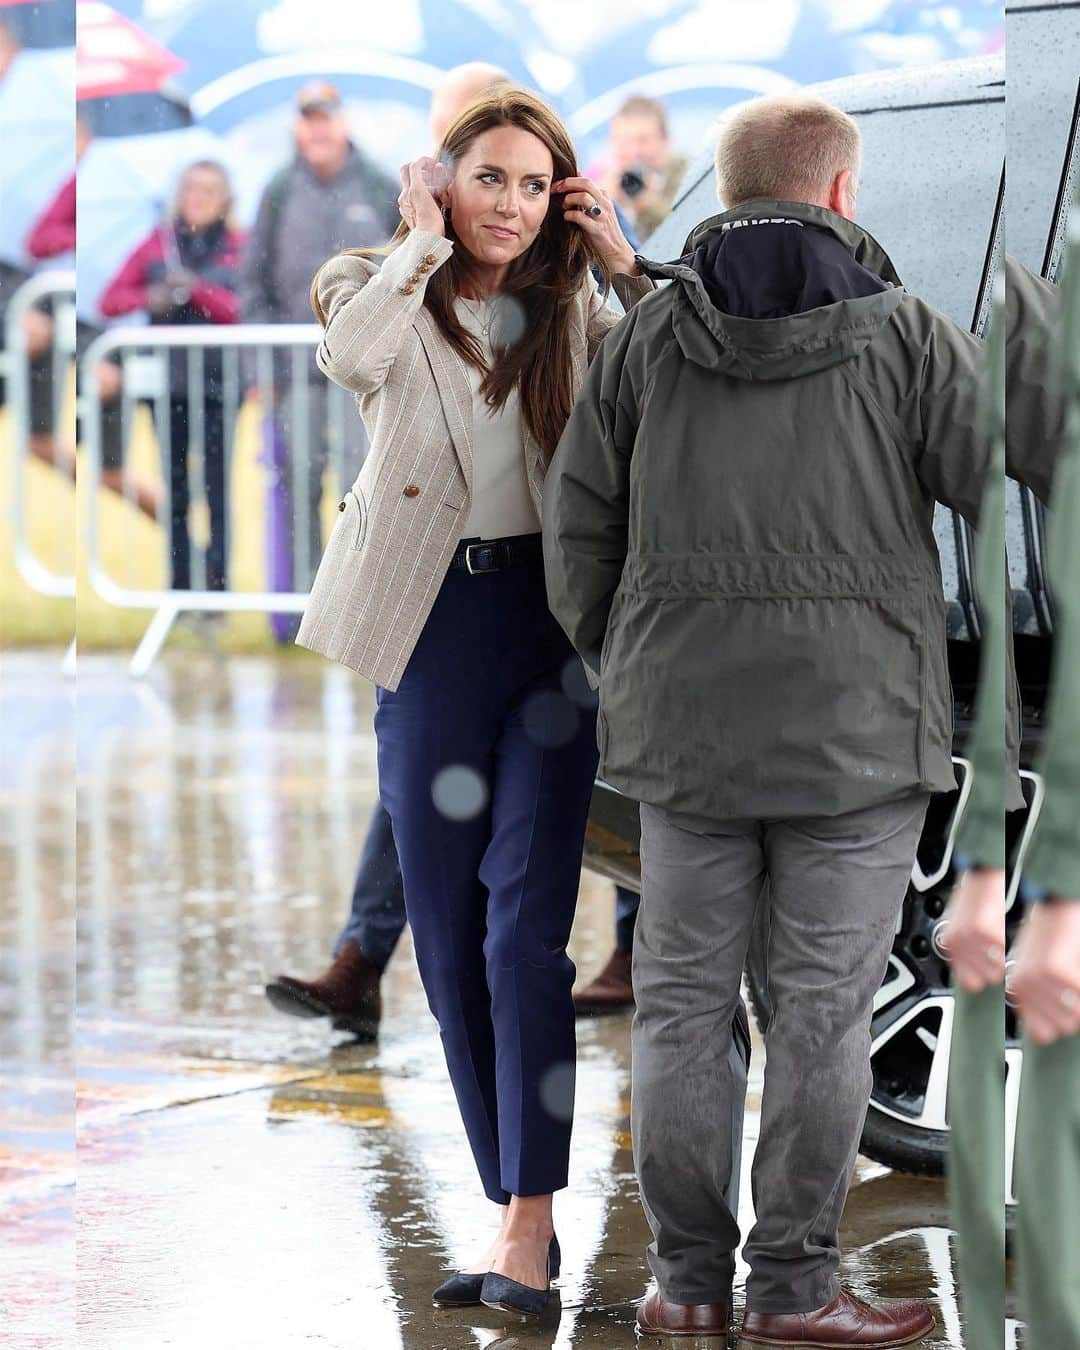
(100, 160, 244, 591)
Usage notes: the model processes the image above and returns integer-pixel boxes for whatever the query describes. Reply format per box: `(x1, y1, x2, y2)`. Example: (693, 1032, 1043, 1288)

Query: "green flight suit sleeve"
(1005, 257, 1066, 506)
(955, 279, 1007, 869)
(1025, 236, 1080, 899)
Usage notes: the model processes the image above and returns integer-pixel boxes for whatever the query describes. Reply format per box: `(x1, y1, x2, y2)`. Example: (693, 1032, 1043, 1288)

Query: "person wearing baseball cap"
(239, 79, 400, 621)
(296, 80, 342, 115)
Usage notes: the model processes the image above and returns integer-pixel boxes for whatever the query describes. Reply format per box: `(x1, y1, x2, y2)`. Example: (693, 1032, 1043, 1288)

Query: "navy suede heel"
(480, 1235, 560, 1318)
(432, 1269, 486, 1308)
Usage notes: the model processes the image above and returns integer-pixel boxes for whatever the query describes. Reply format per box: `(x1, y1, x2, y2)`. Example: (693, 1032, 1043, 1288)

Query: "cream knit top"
(453, 296, 540, 541)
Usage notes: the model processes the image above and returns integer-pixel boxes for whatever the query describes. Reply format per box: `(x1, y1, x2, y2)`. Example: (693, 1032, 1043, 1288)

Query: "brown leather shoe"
(265, 939, 381, 1040)
(636, 1289, 730, 1338)
(740, 1288, 934, 1347)
(573, 947, 634, 1015)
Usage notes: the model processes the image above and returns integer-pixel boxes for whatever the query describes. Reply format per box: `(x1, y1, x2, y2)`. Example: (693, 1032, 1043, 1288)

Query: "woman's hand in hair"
(397, 158, 447, 235)
(553, 176, 638, 276)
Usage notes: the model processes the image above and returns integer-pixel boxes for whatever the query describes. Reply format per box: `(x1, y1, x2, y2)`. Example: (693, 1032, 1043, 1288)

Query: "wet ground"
(2, 649, 1015, 1349)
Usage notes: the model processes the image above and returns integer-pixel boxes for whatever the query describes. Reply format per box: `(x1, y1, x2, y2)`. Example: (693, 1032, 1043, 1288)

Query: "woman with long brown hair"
(296, 87, 651, 1316)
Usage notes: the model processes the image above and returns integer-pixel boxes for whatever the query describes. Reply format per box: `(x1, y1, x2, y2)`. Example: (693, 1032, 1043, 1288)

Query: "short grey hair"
(715, 94, 861, 208)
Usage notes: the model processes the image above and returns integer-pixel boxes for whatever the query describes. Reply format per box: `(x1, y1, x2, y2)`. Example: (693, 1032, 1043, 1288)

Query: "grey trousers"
(631, 793, 929, 1314)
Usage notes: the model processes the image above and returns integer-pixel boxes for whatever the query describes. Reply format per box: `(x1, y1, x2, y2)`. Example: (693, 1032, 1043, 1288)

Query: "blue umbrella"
(0, 44, 73, 266)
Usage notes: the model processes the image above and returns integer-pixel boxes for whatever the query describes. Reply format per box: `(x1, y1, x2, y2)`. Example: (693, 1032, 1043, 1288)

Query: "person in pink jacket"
(100, 161, 244, 591)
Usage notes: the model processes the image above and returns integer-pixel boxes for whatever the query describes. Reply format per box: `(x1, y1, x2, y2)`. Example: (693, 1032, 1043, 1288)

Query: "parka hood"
(636, 199, 907, 380)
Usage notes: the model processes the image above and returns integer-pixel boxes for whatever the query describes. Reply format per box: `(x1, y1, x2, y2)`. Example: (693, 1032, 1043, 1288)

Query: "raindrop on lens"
(489, 294, 528, 348)
(523, 690, 578, 748)
(539, 1061, 576, 1122)
(431, 765, 488, 821)
(561, 656, 598, 709)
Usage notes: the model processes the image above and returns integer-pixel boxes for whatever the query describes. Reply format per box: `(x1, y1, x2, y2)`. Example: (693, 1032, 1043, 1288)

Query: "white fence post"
(4, 270, 77, 601)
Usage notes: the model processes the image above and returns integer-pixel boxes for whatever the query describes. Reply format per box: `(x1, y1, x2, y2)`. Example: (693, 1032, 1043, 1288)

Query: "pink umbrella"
(76, 0, 185, 101)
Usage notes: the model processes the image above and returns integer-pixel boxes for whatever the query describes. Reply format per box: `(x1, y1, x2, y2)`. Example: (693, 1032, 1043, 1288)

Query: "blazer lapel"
(568, 295, 588, 378)
(413, 309, 473, 486)
(524, 422, 545, 510)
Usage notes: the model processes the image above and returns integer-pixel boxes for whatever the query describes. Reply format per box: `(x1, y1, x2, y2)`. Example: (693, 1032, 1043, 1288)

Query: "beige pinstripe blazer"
(295, 227, 653, 689)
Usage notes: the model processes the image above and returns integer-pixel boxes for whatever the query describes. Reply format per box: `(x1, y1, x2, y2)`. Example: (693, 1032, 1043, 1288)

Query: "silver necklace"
(459, 295, 497, 342)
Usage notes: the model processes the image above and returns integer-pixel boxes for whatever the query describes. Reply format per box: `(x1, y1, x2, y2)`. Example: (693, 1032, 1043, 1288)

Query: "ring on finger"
(588, 202, 603, 218)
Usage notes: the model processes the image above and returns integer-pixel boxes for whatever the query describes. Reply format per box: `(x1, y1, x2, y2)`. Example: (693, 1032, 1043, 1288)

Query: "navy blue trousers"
(333, 797, 640, 971)
(374, 545, 599, 1203)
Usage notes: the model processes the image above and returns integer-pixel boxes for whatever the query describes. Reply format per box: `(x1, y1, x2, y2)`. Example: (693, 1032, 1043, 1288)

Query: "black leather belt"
(449, 533, 544, 575)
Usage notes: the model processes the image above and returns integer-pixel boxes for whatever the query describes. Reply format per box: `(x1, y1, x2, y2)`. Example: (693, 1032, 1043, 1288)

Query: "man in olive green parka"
(544, 94, 995, 1345)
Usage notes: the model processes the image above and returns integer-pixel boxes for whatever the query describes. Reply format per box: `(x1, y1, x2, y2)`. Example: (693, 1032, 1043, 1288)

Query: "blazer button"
(424, 253, 437, 265)
(401, 283, 415, 295)
(408, 273, 421, 284)
(338, 500, 347, 511)
(403, 484, 420, 498)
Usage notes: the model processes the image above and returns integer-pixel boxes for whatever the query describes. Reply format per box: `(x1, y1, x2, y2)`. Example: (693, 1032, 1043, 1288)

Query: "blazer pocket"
(343, 487, 368, 551)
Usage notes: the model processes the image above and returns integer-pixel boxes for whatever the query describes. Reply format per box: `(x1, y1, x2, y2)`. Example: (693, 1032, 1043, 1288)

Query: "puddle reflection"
(0, 654, 1008, 1346)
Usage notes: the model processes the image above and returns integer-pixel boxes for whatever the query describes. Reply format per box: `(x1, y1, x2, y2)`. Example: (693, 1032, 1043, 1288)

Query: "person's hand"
(1010, 899, 1080, 1044)
(95, 359, 122, 402)
(941, 867, 1006, 992)
(553, 175, 638, 276)
(146, 282, 176, 315)
(164, 269, 196, 298)
(629, 182, 668, 223)
(22, 307, 54, 358)
(396, 157, 447, 235)
(598, 166, 626, 205)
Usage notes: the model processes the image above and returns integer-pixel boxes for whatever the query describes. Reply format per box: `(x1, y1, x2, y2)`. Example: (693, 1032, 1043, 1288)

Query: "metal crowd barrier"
(2, 272, 78, 670)
(79, 322, 361, 676)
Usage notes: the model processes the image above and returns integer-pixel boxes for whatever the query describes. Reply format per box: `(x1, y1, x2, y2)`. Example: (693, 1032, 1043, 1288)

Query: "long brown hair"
(311, 87, 612, 460)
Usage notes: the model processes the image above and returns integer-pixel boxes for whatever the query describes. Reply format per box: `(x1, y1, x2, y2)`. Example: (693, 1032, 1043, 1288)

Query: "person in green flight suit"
(941, 267, 1007, 1350)
(946, 224, 1080, 1350)
(1010, 218, 1080, 1350)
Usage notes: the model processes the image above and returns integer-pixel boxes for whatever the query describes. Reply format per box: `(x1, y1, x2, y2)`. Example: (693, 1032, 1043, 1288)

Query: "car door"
(1006, 0, 1080, 644)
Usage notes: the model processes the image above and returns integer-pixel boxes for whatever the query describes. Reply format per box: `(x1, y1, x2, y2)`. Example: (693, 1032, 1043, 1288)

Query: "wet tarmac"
(1, 649, 1017, 1349)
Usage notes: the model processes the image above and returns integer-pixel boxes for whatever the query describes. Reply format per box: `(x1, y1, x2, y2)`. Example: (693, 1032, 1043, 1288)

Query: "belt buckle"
(465, 542, 497, 575)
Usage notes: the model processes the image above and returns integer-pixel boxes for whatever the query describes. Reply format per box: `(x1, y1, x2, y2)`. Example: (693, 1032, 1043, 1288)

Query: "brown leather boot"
(572, 947, 634, 1015)
(636, 1290, 730, 1338)
(739, 1288, 934, 1347)
(265, 940, 381, 1040)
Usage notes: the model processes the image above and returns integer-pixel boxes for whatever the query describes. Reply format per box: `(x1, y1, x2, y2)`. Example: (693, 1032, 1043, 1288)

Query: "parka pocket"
(599, 589, 624, 676)
(611, 552, 931, 803)
(595, 592, 624, 769)
(920, 578, 952, 781)
(341, 487, 368, 551)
